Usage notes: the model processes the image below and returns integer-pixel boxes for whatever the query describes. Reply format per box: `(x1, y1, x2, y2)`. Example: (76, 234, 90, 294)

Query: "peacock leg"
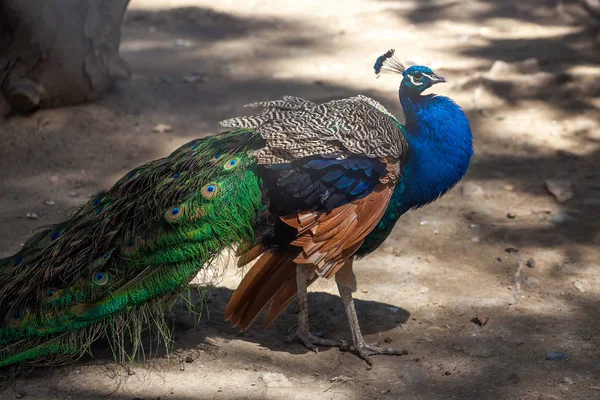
(290, 264, 348, 352)
(336, 261, 408, 365)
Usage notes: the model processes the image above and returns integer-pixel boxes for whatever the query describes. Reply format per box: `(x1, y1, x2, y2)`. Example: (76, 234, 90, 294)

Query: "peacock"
(0, 50, 473, 370)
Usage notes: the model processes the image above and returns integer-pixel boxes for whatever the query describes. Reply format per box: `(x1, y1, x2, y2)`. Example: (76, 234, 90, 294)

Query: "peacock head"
(374, 49, 446, 94)
(401, 65, 446, 93)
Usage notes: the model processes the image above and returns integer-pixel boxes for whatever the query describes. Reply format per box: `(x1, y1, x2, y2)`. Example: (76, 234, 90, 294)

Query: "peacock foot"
(352, 342, 408, 366)
(287, 330, 349, 353)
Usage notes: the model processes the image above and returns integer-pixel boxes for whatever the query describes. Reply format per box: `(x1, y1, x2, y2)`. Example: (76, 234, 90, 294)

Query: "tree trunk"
(0, 0, 131, 115)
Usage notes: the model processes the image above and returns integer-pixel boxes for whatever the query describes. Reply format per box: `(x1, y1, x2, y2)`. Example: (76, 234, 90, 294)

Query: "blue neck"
(395, 85, 472, 214)
(358, 85, 473, 255)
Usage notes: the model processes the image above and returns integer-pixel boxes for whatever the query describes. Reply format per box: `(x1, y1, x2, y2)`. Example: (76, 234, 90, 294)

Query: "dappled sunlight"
(1, 0, 600, 398)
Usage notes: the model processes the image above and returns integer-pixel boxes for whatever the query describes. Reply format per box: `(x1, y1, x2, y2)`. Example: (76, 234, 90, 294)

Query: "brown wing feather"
(288, 183, 393, 278)
(224, 251, 298, 330)
(225, 184, 393, 330)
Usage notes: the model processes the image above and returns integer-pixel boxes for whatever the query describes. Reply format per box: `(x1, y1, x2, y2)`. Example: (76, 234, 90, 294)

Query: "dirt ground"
(1, 0, 600, 399)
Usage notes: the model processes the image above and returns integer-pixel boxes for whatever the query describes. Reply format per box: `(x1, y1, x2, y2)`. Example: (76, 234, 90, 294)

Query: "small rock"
(25, 212, 38, 220)
(461, 182, 485, 199)
(505, 247, 519, 254)
(360, 288, 368, 294)
(506, 373, 520, 384)
(526, 258, 535, 268)
(545, 351, 568, 361)
(174, 39, 192, 47)
(182, 74, 207, 84)
(152, 123, 173, 134)
(185, 355, 194, 363)
(506, 212, 516, 219)
(525, 277, 539, 286)
(384, 337, 392, 343)
(507, 285, 514, 290)
(383, 245, 395, 254)
(545, 180, 574, 203)
(471, 312, 489, 327)
(43, 200, 55, 206)
(469, 224, 477, 228)
(559, 383, 569, 393)
(563, 377, 574, 385)
(538, 394, 561, 400)
(444, 370, 451, 376)
(260, 372, 293, 388)
(549, 213, 572, 224)
(573, 280, 586, 292)
(419, 220, 429, 226)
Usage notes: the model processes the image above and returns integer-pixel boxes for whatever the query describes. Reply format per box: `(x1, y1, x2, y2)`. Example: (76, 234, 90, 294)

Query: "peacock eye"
(413, 72, 423, 81)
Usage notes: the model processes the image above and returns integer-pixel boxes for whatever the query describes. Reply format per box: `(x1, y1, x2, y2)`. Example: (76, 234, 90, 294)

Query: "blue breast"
(357, 94, 473, 256)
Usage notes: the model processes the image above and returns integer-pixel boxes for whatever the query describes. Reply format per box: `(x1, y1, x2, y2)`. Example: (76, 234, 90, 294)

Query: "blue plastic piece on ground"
(545, 351, 568, 361)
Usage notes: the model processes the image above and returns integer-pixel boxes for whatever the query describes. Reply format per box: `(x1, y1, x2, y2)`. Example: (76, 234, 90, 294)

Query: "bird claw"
(287, 331, 349, 353)
(352, 343, 408, 366)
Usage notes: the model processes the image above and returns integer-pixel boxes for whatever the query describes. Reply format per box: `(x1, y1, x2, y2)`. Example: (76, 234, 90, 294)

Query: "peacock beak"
(430, 74, 446, 84)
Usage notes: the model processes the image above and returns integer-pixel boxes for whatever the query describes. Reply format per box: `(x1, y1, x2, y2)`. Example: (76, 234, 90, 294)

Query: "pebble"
(461, 182, 485, 199)
(43, 200, 55, 206)
(526, 258, 535, 268)
(573, 280, 586, 292)
(182, 74, 208, 84)
(383, 245, 395, 254)
(260, 372, 293, 388)
(545, 351, 568, 361)
(563, 377, 574, 385)
(174, 39, 192, 47)
(549, 213, 572, 224)
(26, 212, 38, 220)
(559, 383, 569, 393)
(384, 337, 392, 343)
(525, 277, 539, 286)
(152, 123, 173, 133)
(538, 394, 561, 400)
(545, 179, 574, 203)
(505, 373, 520, 384)
(506, 212, 516, 219)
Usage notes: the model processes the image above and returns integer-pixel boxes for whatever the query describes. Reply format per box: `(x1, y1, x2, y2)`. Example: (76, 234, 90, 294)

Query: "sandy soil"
(1, 0, 600, 399)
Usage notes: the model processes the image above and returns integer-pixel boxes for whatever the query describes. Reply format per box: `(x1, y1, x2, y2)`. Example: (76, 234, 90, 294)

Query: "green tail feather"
(0, 129, 265, 371)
